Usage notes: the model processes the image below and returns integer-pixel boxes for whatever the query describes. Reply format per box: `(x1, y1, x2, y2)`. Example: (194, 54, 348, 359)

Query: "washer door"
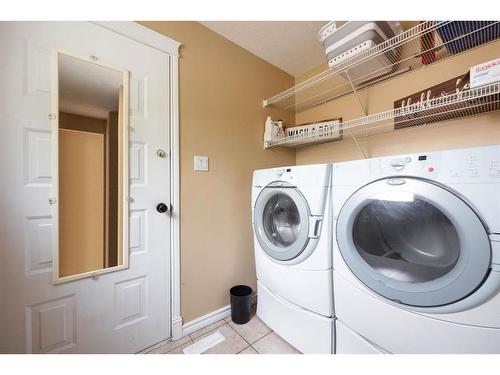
(254, 186, 311, 261)
(336, 177, 491, 307)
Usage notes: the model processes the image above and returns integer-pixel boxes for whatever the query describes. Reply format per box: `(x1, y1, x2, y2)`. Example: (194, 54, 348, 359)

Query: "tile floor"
(146, 305, 301, 354)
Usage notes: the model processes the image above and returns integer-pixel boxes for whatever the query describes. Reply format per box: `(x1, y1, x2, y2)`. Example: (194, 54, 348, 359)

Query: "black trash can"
(230, 285, 253, 325)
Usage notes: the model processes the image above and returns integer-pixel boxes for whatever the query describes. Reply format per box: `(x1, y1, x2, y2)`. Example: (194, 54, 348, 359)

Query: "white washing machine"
(332, 145, 500, 353)
(252, 164, 334, 353)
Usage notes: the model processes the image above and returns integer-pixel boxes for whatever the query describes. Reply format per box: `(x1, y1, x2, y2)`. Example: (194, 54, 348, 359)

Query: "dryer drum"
(336, 177, 491, 307)
(353, 197, 461, 283)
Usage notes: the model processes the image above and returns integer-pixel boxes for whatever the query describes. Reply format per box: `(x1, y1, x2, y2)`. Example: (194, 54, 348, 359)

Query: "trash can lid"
(230, 285, 252, 297)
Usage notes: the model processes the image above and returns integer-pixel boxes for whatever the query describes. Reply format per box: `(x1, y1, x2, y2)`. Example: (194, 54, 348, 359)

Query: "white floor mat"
(183, 331, 226, 354)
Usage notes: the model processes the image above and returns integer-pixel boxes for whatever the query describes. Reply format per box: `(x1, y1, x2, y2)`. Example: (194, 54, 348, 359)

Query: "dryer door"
(336, 177, 491, 307)
(254, 185, 312, 261)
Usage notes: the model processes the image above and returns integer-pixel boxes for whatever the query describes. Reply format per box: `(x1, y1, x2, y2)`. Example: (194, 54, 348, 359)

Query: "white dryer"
(252, 164, 333, 353)
(332, 145, 500, 353)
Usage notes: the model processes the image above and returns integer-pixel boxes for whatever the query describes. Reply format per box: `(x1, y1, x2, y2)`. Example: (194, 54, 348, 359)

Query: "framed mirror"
(51, 51, 129, 283)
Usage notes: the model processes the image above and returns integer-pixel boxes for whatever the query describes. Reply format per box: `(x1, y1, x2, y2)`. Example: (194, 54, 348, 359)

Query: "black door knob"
(156, 203, 169, 213)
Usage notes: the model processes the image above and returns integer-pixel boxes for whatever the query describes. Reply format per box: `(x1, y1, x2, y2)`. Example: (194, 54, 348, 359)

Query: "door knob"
(156, 203, 169, 213)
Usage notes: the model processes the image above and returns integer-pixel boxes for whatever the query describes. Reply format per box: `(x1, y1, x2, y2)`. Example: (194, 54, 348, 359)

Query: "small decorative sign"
(285, 118, 342, 147)
(393, 72, 470, 129)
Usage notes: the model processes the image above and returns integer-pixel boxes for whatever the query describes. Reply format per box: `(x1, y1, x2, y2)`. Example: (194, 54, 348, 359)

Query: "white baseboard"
(182, 293, 257, 337)
(182, 305, 231, 337)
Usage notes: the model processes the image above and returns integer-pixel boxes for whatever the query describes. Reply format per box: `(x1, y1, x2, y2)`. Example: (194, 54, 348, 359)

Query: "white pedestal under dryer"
(252, 164, 334, 354)
(332, 145, 500, 353)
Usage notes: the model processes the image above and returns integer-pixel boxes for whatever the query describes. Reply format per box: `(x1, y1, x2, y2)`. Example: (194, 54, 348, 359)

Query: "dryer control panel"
(369, 145, 500, 183)
(440, 147, 500, 183)
(370, 153, 441, 178)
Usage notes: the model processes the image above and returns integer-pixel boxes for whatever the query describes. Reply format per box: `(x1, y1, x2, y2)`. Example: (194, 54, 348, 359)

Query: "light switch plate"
(194, 155, 209, 171)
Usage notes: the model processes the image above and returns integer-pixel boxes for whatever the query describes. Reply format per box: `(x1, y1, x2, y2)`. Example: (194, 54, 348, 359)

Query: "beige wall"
(139, 22, 295, 323)
(59, 129, 105, 277)
(59, 112, 106, 133)
(59, 113, 107, 277)
(295, 40, 500, 165)
(106, 112, 120, 268)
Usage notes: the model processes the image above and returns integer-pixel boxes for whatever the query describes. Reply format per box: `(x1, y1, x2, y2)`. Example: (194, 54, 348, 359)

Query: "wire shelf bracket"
(345, 69, 368, 116)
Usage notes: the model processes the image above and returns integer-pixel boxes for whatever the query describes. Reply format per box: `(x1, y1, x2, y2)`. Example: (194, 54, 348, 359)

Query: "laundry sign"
(393, 72, 471, 129)
(285, 118, 342, 147)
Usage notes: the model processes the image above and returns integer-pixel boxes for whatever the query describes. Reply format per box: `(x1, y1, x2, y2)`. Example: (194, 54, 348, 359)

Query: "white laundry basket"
(318, 21, 403, 84)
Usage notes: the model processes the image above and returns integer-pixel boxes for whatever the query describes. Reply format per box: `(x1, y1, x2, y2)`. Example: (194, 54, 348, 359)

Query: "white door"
(0, 22, 172, 353)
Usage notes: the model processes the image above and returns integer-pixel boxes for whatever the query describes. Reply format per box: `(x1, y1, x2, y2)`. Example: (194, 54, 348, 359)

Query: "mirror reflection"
(57, 52, 126, 279)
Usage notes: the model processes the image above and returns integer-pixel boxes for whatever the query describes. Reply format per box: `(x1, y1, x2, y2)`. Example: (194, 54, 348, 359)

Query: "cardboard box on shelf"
(470, 58, 500, 88)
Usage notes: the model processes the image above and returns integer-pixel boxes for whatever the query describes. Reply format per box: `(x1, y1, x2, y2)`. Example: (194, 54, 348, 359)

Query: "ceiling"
(59, 53, 122, 119)
(199, 21, 329, 76)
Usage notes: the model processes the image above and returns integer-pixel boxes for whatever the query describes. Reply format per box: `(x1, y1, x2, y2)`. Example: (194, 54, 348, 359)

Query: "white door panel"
(0, 21, 171, 353)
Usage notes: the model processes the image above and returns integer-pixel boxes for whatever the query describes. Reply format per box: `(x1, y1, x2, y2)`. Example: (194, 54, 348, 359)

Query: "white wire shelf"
(265, 82, 500, 148)
(263, 21, 500, 112)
